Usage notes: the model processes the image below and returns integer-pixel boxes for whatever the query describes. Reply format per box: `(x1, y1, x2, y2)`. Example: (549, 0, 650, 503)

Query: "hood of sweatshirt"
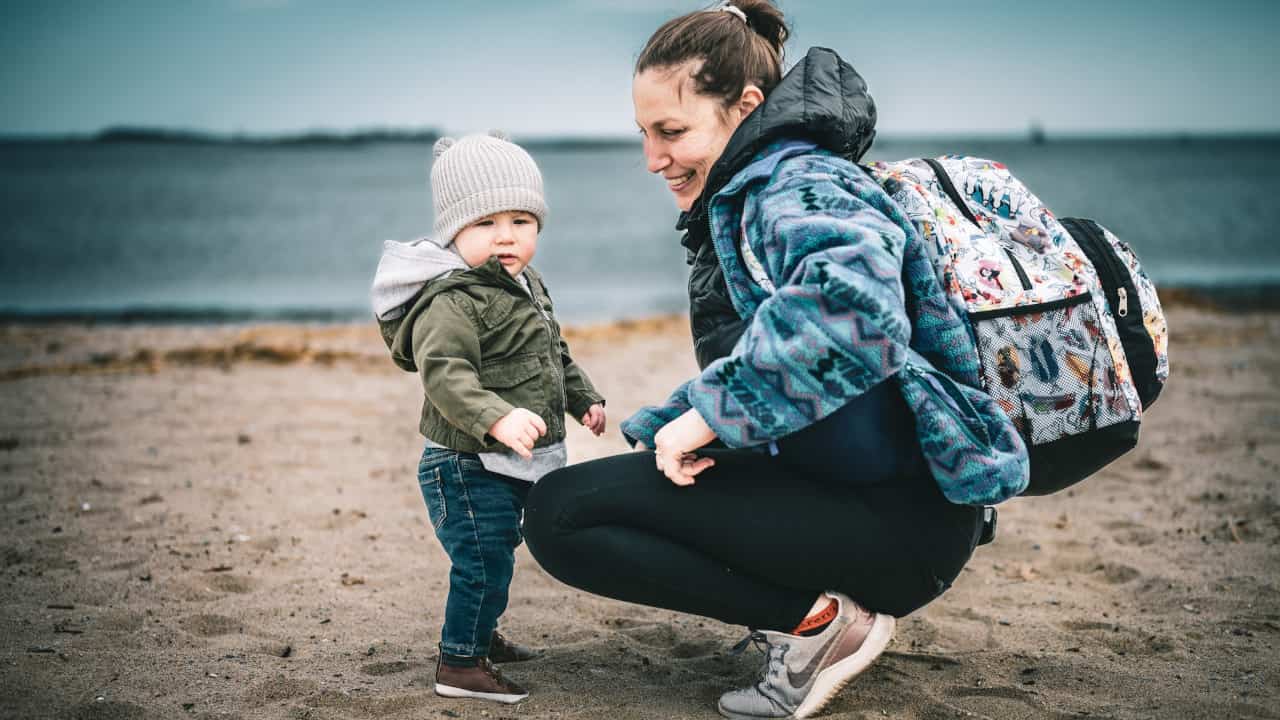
(370, 237, 469, 322)
(374, 240, 530, 373)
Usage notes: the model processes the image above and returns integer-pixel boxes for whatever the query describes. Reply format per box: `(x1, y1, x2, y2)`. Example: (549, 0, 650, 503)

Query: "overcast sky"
(2, 0, 1276, 138)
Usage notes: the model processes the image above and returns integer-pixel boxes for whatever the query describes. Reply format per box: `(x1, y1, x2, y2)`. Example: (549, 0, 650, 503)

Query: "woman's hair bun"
(432, 136, 457, 159)
(732, 0, 788, 56)
(637, 0, 790, 105)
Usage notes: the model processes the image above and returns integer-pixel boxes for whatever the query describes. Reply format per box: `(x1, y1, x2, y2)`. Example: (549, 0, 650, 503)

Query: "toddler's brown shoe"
(434, 657, 528, 704)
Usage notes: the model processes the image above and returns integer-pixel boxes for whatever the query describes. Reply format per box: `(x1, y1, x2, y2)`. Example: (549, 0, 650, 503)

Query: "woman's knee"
(522, 465, 582, 559)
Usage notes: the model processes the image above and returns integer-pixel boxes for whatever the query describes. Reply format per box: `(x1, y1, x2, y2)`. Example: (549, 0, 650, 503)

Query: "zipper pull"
(1117, 287, 1129, 317)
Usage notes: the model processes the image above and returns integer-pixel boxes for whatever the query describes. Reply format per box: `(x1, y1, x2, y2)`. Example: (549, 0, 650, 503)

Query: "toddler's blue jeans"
(417, 445, 529, 661)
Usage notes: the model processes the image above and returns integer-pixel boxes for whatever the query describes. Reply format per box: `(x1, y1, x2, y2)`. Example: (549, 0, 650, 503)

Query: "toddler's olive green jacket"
(379, 255, 603, 453)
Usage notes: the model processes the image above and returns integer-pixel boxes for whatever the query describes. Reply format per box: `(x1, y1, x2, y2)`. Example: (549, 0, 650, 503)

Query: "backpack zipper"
(1061, 218, 1133, 320)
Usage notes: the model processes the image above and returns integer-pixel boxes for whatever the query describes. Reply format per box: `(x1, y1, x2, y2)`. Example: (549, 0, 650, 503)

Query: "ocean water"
(2, 138, 1277, 324)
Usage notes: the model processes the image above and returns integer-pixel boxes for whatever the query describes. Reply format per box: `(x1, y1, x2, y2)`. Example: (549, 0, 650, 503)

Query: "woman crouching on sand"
(524, 2, 1028, 717)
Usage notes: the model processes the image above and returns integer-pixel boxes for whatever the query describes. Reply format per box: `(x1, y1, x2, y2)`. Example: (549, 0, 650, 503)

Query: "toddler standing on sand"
(370, 131, 606, 703)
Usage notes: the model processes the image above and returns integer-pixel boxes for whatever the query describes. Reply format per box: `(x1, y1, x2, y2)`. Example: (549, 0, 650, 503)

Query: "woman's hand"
(652, 409, 717, 486)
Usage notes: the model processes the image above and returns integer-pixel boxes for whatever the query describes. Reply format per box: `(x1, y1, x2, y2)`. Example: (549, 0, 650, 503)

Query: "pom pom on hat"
(432, 136, 457, 159)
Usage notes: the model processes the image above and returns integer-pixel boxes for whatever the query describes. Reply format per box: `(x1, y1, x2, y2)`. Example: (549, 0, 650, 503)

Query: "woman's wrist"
(654, 408, 716, 454)
(652, 409, 718, 486)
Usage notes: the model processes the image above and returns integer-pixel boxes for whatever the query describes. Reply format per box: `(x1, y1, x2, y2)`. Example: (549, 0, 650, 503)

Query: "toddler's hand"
(581, 404, 606, 436)
(488, 408, 547, 459)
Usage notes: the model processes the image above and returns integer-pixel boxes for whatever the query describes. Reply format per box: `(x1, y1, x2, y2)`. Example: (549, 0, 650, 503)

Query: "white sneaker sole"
(793, 613, 895, 719)
(434, 682, 528, 704)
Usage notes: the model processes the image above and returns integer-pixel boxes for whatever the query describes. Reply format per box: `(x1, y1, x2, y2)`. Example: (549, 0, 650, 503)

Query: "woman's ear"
(736, 84, 765, 119)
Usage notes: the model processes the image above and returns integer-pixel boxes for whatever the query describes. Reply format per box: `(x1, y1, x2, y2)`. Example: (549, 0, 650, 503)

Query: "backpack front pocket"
(970, 292, 1132, 445)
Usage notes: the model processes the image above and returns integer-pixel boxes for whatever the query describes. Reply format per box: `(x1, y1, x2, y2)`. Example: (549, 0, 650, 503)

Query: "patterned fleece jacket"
(620, 139, 1030, 505)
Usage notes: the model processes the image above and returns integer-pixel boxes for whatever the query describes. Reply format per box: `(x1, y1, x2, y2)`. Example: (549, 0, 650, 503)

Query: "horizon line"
(2, 125, 1280, 146)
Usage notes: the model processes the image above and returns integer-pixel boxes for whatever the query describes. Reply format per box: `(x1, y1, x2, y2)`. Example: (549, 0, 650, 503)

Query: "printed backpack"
(864, 156, 1169, 495)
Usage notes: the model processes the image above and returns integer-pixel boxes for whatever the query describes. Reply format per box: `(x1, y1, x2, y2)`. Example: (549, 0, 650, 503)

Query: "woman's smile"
(666, 169, 695, 192)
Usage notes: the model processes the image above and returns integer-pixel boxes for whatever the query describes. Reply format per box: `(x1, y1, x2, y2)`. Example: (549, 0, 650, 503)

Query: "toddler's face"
(453, 211, 538, 276)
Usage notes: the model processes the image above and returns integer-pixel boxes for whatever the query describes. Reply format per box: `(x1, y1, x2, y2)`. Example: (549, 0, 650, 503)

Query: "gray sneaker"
(717, 593, 894, 719)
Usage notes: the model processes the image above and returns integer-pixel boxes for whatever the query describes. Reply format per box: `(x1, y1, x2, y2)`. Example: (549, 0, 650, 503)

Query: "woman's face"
(633, 62, 761, 211)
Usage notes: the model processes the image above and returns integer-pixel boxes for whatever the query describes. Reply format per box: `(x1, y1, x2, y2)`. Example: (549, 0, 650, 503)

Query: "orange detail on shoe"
(791, 598, 839, 635)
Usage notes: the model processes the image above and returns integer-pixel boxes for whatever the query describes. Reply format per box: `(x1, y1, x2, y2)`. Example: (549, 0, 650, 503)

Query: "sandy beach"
(1, 305, 1277, 720)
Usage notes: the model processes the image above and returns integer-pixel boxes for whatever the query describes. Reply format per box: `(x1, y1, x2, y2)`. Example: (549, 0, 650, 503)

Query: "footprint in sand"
(668, 639, 720, 659)
(948, 684, 1046, 712)
(919, 607, 998, 653)
(603, 617, 726, 664)
(1095, 561, 1140, 584)
(1060, 619, 1182, 657)
(302, 689, 434, 715)
(179, 613, 246, 637)
(616, 622, 678, 648)
(204, 573, 255, 594)
(359, 660, 425, 676)
(245, 676, 320, 705)
(167, 572, 256, 601)
(1102, 519, 1159, 547)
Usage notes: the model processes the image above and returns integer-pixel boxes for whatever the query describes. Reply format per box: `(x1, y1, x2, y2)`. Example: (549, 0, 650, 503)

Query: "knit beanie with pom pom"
(429, 130, 548, 246)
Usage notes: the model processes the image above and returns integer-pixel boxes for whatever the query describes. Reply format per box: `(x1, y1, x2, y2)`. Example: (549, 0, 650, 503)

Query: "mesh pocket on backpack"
(972, 293, 1133, 446)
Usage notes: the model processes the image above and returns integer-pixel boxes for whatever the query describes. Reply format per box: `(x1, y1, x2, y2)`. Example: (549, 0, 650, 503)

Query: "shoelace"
(730, 630, 768, 656)
(730, 631, 791, 700)
(480, 658, 506, 684)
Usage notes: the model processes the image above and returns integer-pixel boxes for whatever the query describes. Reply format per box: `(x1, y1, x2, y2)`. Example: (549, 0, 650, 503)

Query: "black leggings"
(524, 382, 984, 632)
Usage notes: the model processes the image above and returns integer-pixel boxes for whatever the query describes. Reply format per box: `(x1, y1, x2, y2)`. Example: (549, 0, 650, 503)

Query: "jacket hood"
(370, 237, 469, 321)
(679, 46, 876, 231)
(375, 248, 529, 372)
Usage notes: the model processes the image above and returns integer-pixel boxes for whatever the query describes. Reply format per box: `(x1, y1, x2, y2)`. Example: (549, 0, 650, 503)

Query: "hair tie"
(713, 1, 748, 25)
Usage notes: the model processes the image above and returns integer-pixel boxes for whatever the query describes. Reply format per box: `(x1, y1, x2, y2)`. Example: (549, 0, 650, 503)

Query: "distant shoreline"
(0, 284, 1274, 326)
(2, 126, 1279, 148)
(0, 127, 643, 151)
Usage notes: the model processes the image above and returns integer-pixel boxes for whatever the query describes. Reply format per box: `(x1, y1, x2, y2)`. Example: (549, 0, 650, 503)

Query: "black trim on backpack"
(1002, 248, 1034, 291)
(922, 158, 982, 228)
(1023, 420, 1140, 495)
(968, 292, 1091, 321)
(1059, 218, 1163, 409)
